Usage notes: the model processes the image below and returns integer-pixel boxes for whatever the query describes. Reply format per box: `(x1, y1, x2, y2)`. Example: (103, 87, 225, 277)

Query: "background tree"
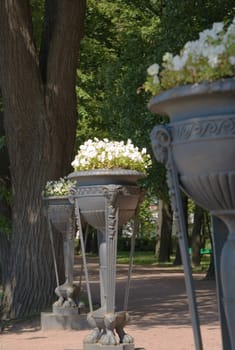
(0, 0, 86, 318)
(76, 0, 173, 260)
(76, 0, 235, 264)
(191, 205, 205, 267)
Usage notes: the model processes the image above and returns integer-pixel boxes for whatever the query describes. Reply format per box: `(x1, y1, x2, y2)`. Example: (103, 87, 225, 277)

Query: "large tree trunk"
(0, 0, 86, 318)
(157, 200, 173, 262)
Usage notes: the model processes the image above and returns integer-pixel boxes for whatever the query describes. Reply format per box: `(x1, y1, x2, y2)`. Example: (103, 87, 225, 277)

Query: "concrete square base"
(41, 312, 89, 330)
(83, 343, 135, 350)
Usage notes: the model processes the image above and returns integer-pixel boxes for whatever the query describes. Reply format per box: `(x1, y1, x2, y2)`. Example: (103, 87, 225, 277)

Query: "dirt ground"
(0, 261, 222, 350)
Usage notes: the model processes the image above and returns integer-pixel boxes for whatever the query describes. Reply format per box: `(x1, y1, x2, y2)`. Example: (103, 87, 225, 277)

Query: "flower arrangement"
(43, 177, 75, 197)
(71, 138, 151, 173)
(144, 17, 235, 95)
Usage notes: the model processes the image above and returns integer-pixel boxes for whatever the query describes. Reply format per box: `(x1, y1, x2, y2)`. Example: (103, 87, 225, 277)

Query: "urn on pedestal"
(145, 16, 235, 350)
(41, 178, 85, 330)
(68, 139, 150, 350)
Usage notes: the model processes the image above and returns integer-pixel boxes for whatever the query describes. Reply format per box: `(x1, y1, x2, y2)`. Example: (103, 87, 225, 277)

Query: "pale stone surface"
(83, 343, 134, 350)
(41, 312, 88, 330)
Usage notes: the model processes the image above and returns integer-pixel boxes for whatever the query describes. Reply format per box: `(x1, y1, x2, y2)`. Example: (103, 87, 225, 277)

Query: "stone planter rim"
(148, 77, 235, 116)
(68, 169, 146, 186)
(68, 168, 146, 178)
(43, 195, 70, 205)
(43, 195, 68, 199)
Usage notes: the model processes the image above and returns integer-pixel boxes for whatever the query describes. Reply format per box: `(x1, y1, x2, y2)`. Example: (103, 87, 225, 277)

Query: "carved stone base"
(84, 309, 133, 347)
(41, 312, 88, 330)
(53, 305, 79, 315)
(83, 343, 134, 350)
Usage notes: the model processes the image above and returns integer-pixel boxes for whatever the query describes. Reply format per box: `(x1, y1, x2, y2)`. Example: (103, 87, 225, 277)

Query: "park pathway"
(1, 260, 222, 350)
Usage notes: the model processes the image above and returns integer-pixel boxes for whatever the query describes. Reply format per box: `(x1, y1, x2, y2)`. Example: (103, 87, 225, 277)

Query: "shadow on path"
(77, 261, 219, 330)
(2, 261, 218, 335)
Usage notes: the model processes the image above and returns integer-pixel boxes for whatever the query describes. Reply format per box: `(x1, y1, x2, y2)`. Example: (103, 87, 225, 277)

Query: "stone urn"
(149, 78, 235, 349)
(44, 196, 73, 235)
(43, 196, 80, 315)
(68, 169, 145, 350)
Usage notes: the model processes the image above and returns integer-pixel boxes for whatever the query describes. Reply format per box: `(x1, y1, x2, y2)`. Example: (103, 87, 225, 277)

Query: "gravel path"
(1, 262, 222, 350)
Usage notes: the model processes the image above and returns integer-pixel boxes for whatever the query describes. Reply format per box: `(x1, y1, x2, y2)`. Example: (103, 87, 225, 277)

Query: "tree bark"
(174, 193, 188, 266)
(204, 252, 215, 280)
(157, 200, 173, 262)
(0, 232, 10, 288)
(205, 213, 215, 280)
(0, 111, 11, 288)
(0, 0, 86, 318)
(191, 205, 204, 266)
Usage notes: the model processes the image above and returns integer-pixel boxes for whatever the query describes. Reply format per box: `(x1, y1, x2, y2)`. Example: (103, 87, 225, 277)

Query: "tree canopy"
(77, 0, 234, 199)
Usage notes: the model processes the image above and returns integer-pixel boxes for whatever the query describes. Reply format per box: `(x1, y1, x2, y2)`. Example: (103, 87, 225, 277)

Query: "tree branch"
(39, 0, 58, 83)
(44, 0, 86, 95)
(40, 0, 86, 175)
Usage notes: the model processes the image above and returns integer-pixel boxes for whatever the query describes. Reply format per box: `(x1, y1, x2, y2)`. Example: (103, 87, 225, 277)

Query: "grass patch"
(116, 250, 211, 273)
(192, 254, 211, 272)
(117, 251, 157, 265)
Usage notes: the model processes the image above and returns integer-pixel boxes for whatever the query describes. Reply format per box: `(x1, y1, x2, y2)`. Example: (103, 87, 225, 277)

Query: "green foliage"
(117, 251, 157, 265)
(30, 0, 44, 51)
(0, 215, 11, 238)
(188, 198, 196, 214)
(160, 0, 235, 53)
(77, 0, 162, 198)
(118, 237, 156, 252)
(116, 250, 211, 271)
(0, 136, 6, 150)
(138, 195, 158, 237)
(77, 0, 235, 202)
(0, 181, 11, 205)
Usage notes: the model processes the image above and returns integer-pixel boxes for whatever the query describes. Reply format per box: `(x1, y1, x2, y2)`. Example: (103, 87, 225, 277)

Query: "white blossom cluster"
(145, 17, 235, 95)
(44, 177, 75, 197)
(71, 138, 151, 173)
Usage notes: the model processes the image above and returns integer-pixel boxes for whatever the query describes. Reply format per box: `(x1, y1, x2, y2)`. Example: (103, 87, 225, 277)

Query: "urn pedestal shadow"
(68, 169, 145, 350)
(149, 78, 235, 350)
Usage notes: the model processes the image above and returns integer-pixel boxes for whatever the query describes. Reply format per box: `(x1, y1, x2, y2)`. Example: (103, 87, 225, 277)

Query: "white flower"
(107, 152, 113, 161)
(72, 138, 151, 173)
(229, 56, 235, 65)
(147, 63, 160, 76)
(152, 75, 159, 84)
(145, 16, 235, 94)
(163, 52, 173, 62)
(212, 22, 224, 34)
(208, 54, 219, 68)
(44, 177, 75, 197)
(172, 55, 186, 71)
